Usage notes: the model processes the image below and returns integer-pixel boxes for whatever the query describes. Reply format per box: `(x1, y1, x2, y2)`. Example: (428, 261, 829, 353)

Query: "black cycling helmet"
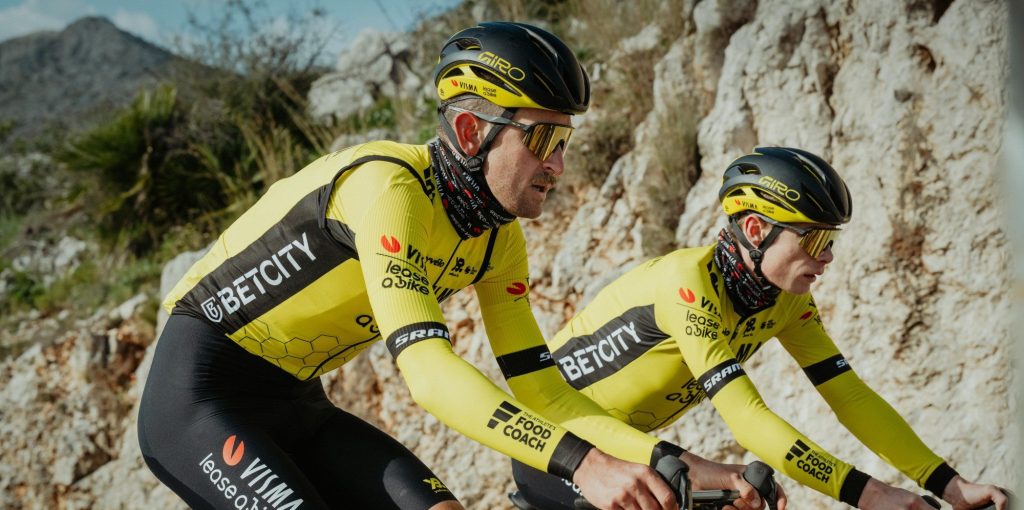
(433, 21, 590, 115)
(719, 147, 852, 280)
(719, 147, 852, 226)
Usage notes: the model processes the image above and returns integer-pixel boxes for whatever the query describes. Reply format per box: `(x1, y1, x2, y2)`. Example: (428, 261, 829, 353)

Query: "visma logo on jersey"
(196, 434, 304, 509)
(685, 310, 720, 340)
(201, 233, 317, 323)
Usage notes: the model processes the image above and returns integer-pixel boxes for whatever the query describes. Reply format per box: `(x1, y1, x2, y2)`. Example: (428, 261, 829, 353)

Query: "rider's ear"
(453, 112, 482, 156)
(742, 215, 766, 246)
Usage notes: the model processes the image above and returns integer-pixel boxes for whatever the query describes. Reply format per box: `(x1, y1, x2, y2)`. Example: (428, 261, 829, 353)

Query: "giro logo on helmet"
(479, 51, 525, 81)
(758, 175, 801, 202)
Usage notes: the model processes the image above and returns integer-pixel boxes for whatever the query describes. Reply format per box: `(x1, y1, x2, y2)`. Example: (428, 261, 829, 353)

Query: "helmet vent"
(753, 188, 797, 212)
(474, 67, 523, 96)
(725, 189, 746, 198)
(443, 68, 465, 77)
(455, 38, 481, 51)
(531, 67, 557, 96)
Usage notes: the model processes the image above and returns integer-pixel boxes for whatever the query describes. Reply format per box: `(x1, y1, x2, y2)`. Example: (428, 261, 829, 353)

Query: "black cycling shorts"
(138, 314, 458, 510)
(511, 459, 580, 510)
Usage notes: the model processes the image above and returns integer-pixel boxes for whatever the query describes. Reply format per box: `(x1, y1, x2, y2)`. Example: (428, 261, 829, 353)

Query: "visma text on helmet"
(201, 233, 316, 323)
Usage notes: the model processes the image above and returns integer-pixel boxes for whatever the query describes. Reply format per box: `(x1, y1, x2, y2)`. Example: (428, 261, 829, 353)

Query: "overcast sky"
(0, 0, 459, 57)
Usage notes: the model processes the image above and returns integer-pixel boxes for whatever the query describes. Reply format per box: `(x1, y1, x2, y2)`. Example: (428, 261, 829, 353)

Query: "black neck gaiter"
(428, 140, 515, 239)
(712, 229, 781, 317)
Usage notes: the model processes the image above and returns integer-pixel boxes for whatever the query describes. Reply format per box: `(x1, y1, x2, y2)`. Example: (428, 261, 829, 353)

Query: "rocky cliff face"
(0, 1, 1012, 509)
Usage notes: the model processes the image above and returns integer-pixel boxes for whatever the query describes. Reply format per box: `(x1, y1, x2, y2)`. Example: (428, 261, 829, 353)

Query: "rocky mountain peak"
(0, 16, 182, 147)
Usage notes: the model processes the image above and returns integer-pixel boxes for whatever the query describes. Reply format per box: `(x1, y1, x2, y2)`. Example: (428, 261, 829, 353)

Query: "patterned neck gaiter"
(712, 228, 781, 317)
(428, 140, 515, 239)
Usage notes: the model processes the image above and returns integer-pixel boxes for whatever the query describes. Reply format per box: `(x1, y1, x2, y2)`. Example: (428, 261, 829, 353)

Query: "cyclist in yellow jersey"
(509, 147, 1008, 510)
(137, 22, 757, 510)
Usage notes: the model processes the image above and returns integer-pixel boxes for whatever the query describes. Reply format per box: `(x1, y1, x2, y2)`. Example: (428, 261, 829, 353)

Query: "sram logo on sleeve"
(385, 322, 450, 358)
(697, 360, 746, 399)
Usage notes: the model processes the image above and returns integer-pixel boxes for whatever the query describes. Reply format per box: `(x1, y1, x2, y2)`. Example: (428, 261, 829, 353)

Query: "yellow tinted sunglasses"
(756, 214, 841, 258)
(447, 106, 574, 162)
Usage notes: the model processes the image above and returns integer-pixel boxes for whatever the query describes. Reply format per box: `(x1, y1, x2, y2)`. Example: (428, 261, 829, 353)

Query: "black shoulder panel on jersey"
(176, 188, 357, 334)
(495, 345, 555, 379)
(802, 354, 851, 386)
(551, 305, 668, 389)
(697, 359, 746, 399)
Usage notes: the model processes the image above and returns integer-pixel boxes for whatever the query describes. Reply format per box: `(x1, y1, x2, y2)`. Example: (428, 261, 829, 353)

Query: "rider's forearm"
(395, 338, 594, 479)
(816, 370, 955, 494)
(505, 364, 663, 465)
(708, 375, 872, 505)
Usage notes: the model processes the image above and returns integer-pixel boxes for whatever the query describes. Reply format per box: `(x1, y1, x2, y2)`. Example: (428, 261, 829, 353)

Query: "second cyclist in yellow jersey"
(510, 147, 1008, 510)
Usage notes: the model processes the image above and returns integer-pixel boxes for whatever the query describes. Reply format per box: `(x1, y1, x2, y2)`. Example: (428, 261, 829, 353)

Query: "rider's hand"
(572, 448, 679, 510)
(859, 478, 941, 510)
(681, 453, 787, 510)
(942, 475, 1009, 510)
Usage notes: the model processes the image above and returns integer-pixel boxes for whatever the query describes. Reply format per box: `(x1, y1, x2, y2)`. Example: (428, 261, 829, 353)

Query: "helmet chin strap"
(437, 102, 517, 171)
(729, 217, 783, 283)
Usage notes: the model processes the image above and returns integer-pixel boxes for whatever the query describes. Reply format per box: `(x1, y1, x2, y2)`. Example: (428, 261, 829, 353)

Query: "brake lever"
(742, 461, 777, 510)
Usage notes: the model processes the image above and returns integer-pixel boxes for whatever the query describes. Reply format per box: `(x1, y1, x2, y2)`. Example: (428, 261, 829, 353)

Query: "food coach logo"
(380, 235, 401, 253)
(784, 439, 834, 482)
(223, 434, 245, 466)
(197, 434, 304, 509)
(487, 401, 553, 452)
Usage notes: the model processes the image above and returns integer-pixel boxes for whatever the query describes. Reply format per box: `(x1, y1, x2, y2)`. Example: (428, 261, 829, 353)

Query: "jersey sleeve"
(475, 222, 662, 466)
(655, 276, 867, 504)
(343, 175, 594, 479)
(776, 297, 957, 497)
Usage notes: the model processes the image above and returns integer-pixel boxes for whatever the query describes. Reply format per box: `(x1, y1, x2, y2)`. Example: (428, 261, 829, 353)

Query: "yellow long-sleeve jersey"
(536, 246, 956, 505)
(162, 141, 665, 479)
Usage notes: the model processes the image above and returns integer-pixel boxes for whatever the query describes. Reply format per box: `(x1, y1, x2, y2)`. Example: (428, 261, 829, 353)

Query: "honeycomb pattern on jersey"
(235, 319, 380, 379)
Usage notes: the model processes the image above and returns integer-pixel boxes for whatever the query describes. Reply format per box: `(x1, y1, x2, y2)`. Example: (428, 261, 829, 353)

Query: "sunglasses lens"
(799, 228, 840, 257)
(524, 124, 574, 161)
